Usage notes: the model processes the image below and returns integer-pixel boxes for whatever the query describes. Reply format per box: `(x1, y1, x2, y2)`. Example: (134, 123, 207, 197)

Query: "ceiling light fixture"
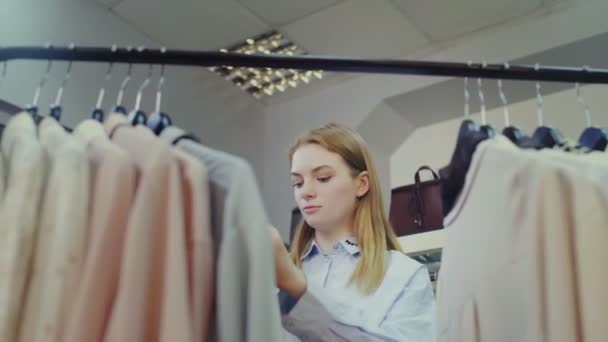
(209, 30, 323, 99)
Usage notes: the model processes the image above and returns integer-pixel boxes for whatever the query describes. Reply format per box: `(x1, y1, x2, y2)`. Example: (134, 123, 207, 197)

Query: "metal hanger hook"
(96, 44, 116, 109)
(0, 50, 7, 92)
(575, 67, 593, 127)
(463, 60, 473, 118)
(498, 62, 511, 126)
(134, 61, 154, 111)
(477, 61, 487, 124)
(53, 43, 75, 107)
(116, 45, 133, 106)
(32, 42, 54, 107)
(155, 46, 166, 113)
(534, 63, 544, 126)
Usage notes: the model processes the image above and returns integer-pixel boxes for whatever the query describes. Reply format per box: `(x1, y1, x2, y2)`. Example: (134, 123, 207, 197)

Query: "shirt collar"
(300, 237, 360, 260)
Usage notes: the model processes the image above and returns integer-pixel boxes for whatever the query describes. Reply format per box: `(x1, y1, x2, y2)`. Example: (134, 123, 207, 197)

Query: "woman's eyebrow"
(290, 165, 333, 177)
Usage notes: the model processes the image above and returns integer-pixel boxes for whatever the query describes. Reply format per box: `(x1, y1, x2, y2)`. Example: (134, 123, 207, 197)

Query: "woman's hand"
(268, 225, 307, 299)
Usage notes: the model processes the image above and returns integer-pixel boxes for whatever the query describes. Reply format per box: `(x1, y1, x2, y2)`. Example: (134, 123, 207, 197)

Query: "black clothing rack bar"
(2, 45, 608, 84)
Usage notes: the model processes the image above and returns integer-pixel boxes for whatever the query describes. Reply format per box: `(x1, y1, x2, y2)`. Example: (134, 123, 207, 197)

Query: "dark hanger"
(438, 72, 495, 215)
(502, 125, 526, 144)
(439, 119, 490, 216)
(49, 105, 62, 121)
(113, 52, 133, 116)
(147, 111, 171, 135)
(578, 127, 607, 151)
(519, 73, 565, 149)
(127, 63, 153, 126)
(27, 46, 53, 123)
(476, 70, 496, 138)
(25, 106, 41, 123)
(146, 61, 172, 135)
(530, 125, 565, 148)
(126, 109, 146, 125)
(91, 108, 104, 122)
(113, 105, 127, 115)
(48, 52, 73, 123)
(91, 52, 116, 122)
(496, 63, 528, 145)
(480, 124, 496, 138)
(574, 83, 607, 151)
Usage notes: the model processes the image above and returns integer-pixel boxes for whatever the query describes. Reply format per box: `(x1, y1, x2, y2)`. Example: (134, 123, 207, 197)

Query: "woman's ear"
(356, 171, 370, 198)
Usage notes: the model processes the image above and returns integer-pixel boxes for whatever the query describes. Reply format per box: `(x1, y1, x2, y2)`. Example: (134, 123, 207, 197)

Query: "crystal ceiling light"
(209, 30, 323, 99)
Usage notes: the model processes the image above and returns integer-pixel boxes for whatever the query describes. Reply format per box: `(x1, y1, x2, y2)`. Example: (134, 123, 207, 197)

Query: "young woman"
(269, 124, 437, 341)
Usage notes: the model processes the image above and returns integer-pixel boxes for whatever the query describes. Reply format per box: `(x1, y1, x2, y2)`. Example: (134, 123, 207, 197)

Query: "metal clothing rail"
(1, 45, 608, 84)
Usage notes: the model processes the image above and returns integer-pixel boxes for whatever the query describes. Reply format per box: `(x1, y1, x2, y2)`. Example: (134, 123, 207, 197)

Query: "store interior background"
(1, 0, 608, 253)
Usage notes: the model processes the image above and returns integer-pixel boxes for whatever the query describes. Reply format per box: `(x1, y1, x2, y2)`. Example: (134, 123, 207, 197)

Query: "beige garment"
(172, 148, 214, 342)
(103, 114, 192, 342)
(0, 113, 46, 342)
(19, 117, 91, 342)
(436, 136, 608, 342)
(533, 148, 608, 342)
(160, 126, 283, 342)
(0, 140, 4, 195)
(62, 119, 137, 342)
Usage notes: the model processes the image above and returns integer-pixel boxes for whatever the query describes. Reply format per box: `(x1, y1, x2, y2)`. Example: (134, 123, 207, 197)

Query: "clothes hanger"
(499, 62, 527, 144)
(477, 62, 496, 138)
(0, 51, 7, 132)
(26, 43, 53, 121)
(439, 62, 492, 215)
(147, 47, 172, 135)
(48, 43, 75, 122)
(520, 63, 565, 149)
(575, 80, 607, 151)
(91, 45, 116, 122)
(0, 50, 6, 94)
(113, 46, 133, 115)
(127, 57, 152, 126)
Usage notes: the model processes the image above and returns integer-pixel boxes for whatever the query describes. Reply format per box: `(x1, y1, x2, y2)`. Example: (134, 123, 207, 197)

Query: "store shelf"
(398, 229, 445, 257)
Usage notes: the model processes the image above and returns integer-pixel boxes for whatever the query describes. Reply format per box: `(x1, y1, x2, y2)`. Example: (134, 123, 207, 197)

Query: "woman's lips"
(302, 206, 321, 214)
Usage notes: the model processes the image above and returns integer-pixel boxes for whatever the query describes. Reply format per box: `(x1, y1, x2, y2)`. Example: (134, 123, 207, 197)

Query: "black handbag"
(389, 166, 444, 237)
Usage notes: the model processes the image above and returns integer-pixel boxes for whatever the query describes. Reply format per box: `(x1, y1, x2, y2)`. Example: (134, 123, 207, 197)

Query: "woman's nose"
(300, 182, 316, 199)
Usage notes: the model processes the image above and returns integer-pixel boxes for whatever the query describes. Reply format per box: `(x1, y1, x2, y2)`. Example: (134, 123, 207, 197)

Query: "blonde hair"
(288, 123, 403, 294)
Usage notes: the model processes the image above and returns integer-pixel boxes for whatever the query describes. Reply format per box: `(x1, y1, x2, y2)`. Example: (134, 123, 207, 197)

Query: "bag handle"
(411, 166, 439, 228)
(415, 165, 439, 185)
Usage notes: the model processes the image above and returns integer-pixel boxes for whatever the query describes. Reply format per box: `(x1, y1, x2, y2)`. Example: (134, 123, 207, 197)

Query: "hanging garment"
(0, 139, 4, 194)
(533, 148, 608, 342)
(171, 147, 214, 342)
(19, 117, 90, 342)
(103, 114, 192, 342)
(436, 136, 608, 342)
(160, 126, 283, 342)
(0, 113, 46, 342)
(62, 119, 137, 342)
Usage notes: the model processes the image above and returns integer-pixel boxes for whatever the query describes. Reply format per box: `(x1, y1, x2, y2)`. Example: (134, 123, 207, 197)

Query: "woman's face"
(290, 144, 368, 232)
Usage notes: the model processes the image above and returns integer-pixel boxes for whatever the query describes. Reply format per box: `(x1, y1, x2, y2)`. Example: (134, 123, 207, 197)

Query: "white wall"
(0, 0, 267, 179)
(391, 84, 608, 187)
(262, 0, 608, 241)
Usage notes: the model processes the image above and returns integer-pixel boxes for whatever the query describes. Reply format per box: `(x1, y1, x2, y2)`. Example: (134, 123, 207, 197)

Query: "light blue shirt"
(285, 238, 437, 341)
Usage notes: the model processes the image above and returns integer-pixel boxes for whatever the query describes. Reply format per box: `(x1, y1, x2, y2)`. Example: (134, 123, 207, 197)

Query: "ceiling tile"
(391, 0, 543, 41)
(236, 0, 345, 26)
(282, 0, 430, 58)
(95, 0, 124, 7)
(113, 0, 271, 50)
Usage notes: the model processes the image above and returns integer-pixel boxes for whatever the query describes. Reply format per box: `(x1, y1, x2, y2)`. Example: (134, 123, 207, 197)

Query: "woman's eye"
(318, 176, 331, 183)
(292, 182, 303, 188)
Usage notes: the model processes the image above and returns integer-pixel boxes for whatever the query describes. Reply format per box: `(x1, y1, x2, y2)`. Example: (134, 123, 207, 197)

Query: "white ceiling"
(102, 0, 563, 57)
(390, 0, 546, 42)
(97, 0, 575, 103)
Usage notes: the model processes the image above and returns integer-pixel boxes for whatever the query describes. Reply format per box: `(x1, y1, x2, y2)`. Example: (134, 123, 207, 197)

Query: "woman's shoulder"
(385, 250, 427, 283)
